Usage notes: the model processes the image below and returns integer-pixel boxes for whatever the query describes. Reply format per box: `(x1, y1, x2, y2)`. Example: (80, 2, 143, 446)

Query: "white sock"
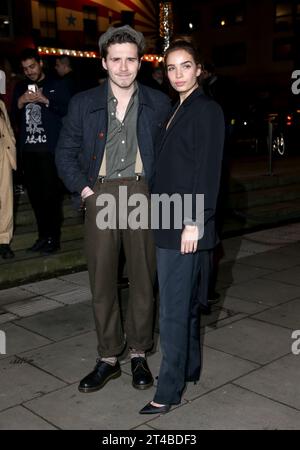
(101, 356, 117, 366)
(130, 350, 145, 359)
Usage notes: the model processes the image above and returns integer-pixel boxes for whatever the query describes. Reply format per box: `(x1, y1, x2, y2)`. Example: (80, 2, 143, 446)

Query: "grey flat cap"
(98, 25, 145, 55)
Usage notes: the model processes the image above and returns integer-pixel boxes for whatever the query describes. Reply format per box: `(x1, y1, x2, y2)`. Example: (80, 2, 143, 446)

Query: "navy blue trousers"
(196, 250, 214, 307)
(154, 247, 202, 405)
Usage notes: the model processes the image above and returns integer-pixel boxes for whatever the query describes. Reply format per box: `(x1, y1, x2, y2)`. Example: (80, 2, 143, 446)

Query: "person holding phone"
(12, 48, 71, 254)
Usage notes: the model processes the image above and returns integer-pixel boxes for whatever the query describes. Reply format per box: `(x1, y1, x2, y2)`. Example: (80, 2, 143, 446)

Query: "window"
(274, 1, 300, 31)
(275, 1, 293, 30)
(83, 6, 98, 46)
(273, 37, 294, 60)
(212, 2, 245, 28)
(0, 0, 12, 38)
(173, 2, 201, 34)
(213, 43, 247, 67)
(39, 1, 57, 39)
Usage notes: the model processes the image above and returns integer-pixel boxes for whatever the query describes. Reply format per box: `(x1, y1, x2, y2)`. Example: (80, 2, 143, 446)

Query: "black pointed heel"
(139, 402, 171, 415)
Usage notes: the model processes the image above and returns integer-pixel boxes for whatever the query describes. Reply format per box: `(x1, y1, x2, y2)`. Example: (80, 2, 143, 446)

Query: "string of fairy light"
(38, 47, 98, 58)
(38, 47, 164, 63)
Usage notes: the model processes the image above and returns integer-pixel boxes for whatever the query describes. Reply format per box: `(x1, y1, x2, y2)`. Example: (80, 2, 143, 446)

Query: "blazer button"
(92, 155, 96, 160)
(98, 131, 105, 139)
(89, 177, 93, 182)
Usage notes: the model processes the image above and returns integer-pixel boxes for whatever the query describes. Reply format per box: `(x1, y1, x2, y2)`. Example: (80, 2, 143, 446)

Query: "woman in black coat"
(140, 41, 225, 415)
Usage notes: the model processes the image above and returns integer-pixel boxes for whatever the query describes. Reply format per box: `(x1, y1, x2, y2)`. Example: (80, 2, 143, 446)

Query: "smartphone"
(28, 84, 37, 93)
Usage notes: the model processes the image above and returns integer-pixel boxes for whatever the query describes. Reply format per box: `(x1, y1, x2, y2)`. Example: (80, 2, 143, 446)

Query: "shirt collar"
(108, 80, 138, 104)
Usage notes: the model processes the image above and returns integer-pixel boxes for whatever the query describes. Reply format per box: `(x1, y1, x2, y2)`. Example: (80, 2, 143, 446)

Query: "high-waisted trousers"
(154, 247, 202, 405)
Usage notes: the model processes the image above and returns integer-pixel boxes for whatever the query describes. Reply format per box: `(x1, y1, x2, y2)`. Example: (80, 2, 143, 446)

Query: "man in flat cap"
(56, 26, 170, 392)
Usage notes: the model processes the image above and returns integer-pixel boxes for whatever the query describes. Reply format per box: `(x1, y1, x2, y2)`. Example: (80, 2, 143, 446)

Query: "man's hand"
(181, 225, 199, 254)
(17, 90, 40, 109)
(35, 88, 49, 106)
(17, 88, 49, 109)
(81, 186, 94, 200)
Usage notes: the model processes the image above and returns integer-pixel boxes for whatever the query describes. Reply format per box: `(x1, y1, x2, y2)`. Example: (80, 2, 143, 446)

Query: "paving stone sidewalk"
(0, 223, 300, 430)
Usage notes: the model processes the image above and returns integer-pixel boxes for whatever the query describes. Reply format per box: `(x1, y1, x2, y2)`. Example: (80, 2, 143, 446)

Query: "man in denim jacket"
(56, 26, 170, 394)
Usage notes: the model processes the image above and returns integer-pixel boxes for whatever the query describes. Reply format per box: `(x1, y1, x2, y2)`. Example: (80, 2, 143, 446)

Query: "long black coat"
(152, 87, 225, 251)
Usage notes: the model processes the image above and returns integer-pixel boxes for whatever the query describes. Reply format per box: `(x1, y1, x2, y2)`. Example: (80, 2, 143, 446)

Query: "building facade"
(1, 0, 299, 110)
(0, 0, 158, 56)
(174, 0, 300, 110)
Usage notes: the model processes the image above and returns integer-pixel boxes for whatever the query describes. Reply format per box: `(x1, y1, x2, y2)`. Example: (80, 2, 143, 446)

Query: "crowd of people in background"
(0, 52, 97, 258)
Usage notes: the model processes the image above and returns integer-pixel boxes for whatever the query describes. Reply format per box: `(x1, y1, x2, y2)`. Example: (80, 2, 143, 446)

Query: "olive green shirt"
(104, 81, 142, 179)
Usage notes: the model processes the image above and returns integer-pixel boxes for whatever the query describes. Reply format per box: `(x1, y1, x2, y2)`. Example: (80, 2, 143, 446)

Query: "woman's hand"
(181, 225, 199, 254)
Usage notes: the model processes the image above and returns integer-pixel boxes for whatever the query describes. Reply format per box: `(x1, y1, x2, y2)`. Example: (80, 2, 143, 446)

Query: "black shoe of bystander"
(26, 238, 48, 253)
(40, 238, 60, 255)
(0, 244, 15, 259)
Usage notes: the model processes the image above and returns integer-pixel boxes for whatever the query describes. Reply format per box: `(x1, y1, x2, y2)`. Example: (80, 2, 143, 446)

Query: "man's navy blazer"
(152, 87, 225, 251)
(55, 80, 171, 207)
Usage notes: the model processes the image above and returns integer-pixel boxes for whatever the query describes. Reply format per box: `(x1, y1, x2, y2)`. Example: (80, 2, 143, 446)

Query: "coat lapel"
(156, 101, 181, 155)
(157, 87, 204, 157)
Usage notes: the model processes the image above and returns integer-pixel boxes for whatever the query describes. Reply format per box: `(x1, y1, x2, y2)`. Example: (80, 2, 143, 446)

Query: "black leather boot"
(131, 357, 154, 390)
(0, 244, 14, 259)
(78, 360, 121, 393)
